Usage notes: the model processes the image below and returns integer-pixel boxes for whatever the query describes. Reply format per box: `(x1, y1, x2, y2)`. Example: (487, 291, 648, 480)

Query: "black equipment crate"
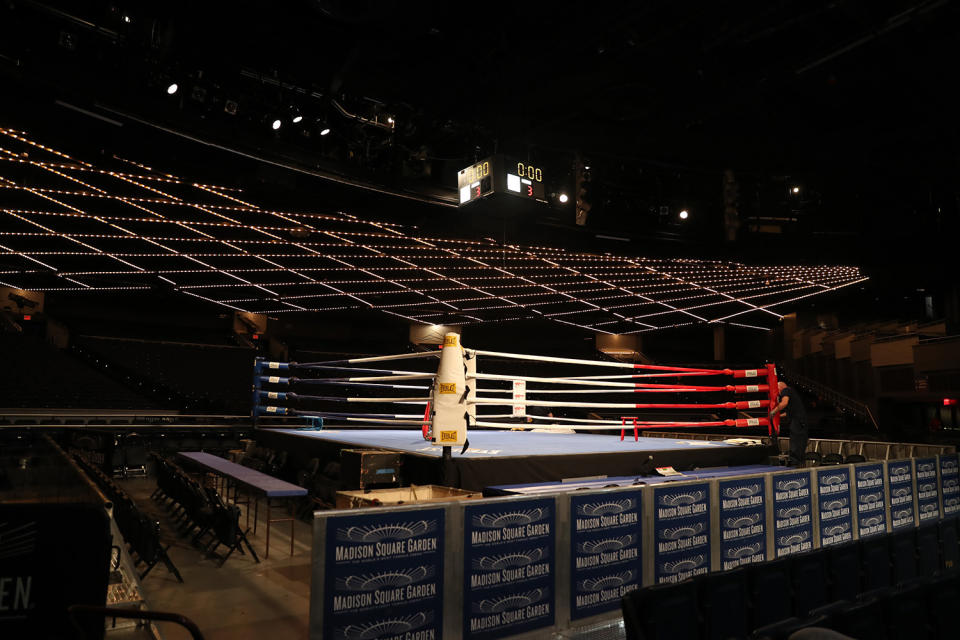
(340, 449, 404, 489)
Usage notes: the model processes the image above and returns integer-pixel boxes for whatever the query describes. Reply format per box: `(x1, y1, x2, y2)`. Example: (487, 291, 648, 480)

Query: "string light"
(0, 129, 867, 329)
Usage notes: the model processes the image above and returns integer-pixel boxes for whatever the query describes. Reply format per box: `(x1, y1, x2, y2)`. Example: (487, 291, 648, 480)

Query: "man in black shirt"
(769, 381, 809, 466)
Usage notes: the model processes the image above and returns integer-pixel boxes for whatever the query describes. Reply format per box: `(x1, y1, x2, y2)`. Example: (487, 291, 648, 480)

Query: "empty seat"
(748, 557, 794, 630)
(940, 519, 959, 574)
(622, 580, 700, 640)
(698, 568, 749, 640)
(885, 584, 929, 640)
(890, 530, 918, 585)
(926, 574, 960, 640)
(826, 542, 860, 602)
(861, 536, 892, 594)
(917, 525, 940, 578)
(844, 454, 866, 463)
(791, 550, 830, 617)
(803, 451, 822, 467)
(831, 597, 888, 640)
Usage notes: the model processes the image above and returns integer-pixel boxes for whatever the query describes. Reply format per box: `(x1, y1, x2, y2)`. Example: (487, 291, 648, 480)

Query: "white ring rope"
(468, 349, 717, 371)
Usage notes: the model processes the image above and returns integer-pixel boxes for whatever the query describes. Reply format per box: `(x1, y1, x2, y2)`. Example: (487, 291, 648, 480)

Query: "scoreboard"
(457, 155, 546, 205)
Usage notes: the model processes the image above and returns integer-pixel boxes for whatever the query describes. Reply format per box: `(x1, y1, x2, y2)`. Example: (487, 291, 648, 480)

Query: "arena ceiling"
(1, 0, 958, 297)
(0, 128, 867, 333)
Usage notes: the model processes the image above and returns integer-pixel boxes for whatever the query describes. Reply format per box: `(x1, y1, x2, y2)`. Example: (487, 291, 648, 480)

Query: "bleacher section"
(0, 333, 159, 410)
(75, 335, 255, 413)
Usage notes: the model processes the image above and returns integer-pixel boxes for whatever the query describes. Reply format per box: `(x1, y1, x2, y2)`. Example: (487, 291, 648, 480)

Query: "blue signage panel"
(888, 460, 916, 530)
(463, 498, 555, 639)
(652, 482, 711, 584)
(915, 457, 940, 523)
(569, 490, 642, 620)
(940, 454, 960, 518)
(718, 476, 767, 570)
(817, 467, 853, 546)
(772, 471, 814, 557)
(854, 463, 887, 538)
(324, 508, 445, 640)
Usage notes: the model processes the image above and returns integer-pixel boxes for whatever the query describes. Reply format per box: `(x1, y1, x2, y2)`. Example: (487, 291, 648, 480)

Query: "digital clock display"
(457, 155, 546, 205)
(457, 157, 495, 204)
(515, 162, 542, 182)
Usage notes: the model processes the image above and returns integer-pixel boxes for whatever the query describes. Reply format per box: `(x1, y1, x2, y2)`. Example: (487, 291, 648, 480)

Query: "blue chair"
(860, 536, 892, 595)
(917, 525, 940, 578)
(890, 530, 918, 586)
(748, 557, 794, 630)
(826, 542, 860, 602)
(622, 580, 700, 640)
(791, 550, 830, 617)
(698, 568, 749, 640)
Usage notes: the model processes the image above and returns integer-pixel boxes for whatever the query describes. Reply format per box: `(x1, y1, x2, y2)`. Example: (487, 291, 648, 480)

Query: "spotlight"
(122, 15, 132, 23)
(791, 186, 800, 194)
(315, 116, 331, 136)
(558, 193, 569, 203)
(271, 118, 282, 131)
(289, 106, 303, 124)
(679, 209, 689, 220)
(386, 116, 395, 125)
(166, 83, 179, 95)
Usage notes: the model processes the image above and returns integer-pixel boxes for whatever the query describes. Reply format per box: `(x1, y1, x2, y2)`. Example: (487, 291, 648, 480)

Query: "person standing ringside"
(768, 381, 809, 467)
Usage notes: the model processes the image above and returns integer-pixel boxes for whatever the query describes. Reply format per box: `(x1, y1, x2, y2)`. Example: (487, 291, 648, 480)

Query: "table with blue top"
(179, 451, 307, 558)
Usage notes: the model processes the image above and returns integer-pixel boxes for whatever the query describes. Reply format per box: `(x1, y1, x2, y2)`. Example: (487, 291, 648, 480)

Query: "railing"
(778, 366, 880, 431)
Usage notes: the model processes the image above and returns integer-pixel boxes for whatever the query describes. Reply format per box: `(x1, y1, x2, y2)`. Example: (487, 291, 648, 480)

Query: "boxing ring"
(251, 333, 781, 490)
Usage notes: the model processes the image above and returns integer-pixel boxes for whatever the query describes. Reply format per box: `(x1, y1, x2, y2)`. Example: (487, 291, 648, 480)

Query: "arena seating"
(0, 334, 158, 409)
(73, 453, 183, 582)
(622, 520, 960, 640)
(151, 454, 258, 566)
(75, 335, 254, 413)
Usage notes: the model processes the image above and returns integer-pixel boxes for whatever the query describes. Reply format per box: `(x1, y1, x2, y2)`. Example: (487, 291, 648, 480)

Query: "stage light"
(559, 193, 569, 203)
(122, 15, 131, 23)
(387, 116, 395, 124)
(166, 83, 179, 95)
(319, 126, 331, 136)
(289, 106, 303, 124)
(791, 186, 800, 194)
(271, 118, 282, 131)
(679, 209, 689, 220)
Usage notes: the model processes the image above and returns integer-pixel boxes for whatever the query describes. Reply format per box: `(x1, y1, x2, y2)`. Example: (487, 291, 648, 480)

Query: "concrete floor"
(119, 476, 313, 640)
